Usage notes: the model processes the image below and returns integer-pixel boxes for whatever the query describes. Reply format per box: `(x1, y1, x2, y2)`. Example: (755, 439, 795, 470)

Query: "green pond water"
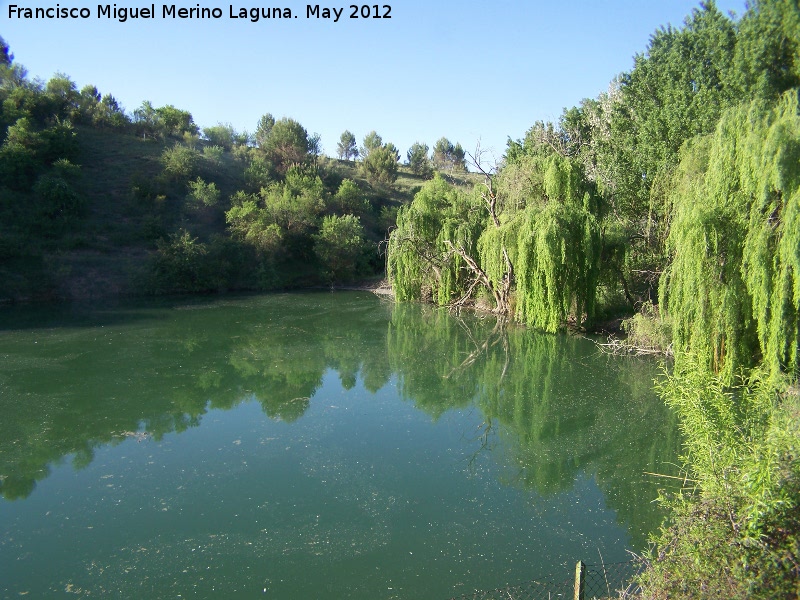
(0, 291, 680, 599)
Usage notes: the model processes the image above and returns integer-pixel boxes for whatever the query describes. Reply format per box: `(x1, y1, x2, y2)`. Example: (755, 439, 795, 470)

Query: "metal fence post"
(574, 560, 586, 600)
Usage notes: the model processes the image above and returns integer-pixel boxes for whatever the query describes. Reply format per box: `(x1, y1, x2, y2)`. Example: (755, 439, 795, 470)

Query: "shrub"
(0, 144, 39, 190)
(313, 214, 368, 283)
(331, 179, 369, 215)
(32, 171, 83, 224)
(639, 368, 800, 599)
(361, 145, 399, 185)
(40, 120, 79, 163)
(621, 301, 673, 355)
(147, 229, 210, 293)
(202, 124, 236, 150)
(160, 144, 199, 180)
(202, 145, 224, 166)
(186, 177, 221, 208)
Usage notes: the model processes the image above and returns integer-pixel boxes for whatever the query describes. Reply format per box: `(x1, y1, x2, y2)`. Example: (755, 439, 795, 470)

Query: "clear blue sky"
(2, 1, 746, 162)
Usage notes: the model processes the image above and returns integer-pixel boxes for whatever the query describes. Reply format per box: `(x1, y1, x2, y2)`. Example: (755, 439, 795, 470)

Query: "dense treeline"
(389, 0, 798, 346)
(386, 0, 800, 596)
(0, 38, 473, 299)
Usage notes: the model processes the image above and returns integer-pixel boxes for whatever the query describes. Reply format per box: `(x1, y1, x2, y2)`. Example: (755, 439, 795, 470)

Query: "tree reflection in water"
(0, 292, 678, 550)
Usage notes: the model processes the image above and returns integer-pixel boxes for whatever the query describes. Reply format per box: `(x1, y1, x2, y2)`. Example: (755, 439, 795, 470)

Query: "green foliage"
(432, 137, 466, 172)
(2, 84, 51, 131)
(51, 157, 81, 180)
(231, 143, 251, 163)
(640, 366, 800, 599)
(226, 195, 285, 254)
(0, 47, 393, 298)
(389, 149, 600, 331)
(32, 169, 83, 225)
(40, 119, 78, 163)
(384, 142, 400, 162)
(260, 117, 309, 173)
(313, 214, 368, 283)
(621, 301, 673, 354)
(278, 167, 326, 229)
(0, 114, 79, 191)
(511, 200, 600, 332)
(243, 153, 274, 189)
(336, 129, 358, 161)
(181, 131, 200, 149)
(731, 0, 800, 101)
(131, 102, 197, 140)
(225, 166, 329, 287)
(476, 218, 518, 297)
(360, 144, 399, 185)
(486, 154, 600, 330)
(254, 113, 275, 149)
(202, 123, 237, 150)
(2, 9, 797, 596)
(331, 178, 368, 215)
(148, 229, 211, 294)
(608, 3, 737, 216)
(406, 142, 432, 177)
(202, 144, 224, 166)
(76, 85, 101, 114)
(360, 130, 382, 159)
(0, 117, 41, 189)
(308, 132, 321, 164)
(741, 93, 800, 380)
(155, 104, 198, 138)
(77, 88, 129, 130)
(160, 144, 200, 180)
(132, 100, 159, 139)
(186, 177, 221, 207)
(388, 175, 485, 304)
(45, 72, 78, 119)
(661, 91, 800, 381)
(0, 47, 26, 92)
(573, 3, 741, 303)
(3, 115, 40, 149)
(644, 87, 800, 600)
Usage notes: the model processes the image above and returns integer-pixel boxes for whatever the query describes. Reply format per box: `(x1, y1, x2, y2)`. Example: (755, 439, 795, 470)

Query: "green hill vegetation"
(2, 0, 800, 596)
(0, 43, 477, 301)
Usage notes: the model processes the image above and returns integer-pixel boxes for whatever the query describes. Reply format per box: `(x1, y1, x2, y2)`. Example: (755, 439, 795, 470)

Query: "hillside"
(0, 123, 463, 301)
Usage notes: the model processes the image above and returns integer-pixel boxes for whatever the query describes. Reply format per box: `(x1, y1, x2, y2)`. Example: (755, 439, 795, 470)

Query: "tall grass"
(638, 363, 800, 599)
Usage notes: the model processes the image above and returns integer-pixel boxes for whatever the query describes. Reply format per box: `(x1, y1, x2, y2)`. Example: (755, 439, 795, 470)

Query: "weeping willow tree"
(660, 90, 800, 382)
(742, 93, 800, 379)
(390, 149, 546, 315)
(645, 87, 800, 600)
(387, 175, 486, 305)
(389, 152, 602, 332)
(479, 153, 602, 332)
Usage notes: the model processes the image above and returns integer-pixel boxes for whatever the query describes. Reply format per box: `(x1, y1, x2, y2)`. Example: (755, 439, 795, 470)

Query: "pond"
(0, 291, 680, 599)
